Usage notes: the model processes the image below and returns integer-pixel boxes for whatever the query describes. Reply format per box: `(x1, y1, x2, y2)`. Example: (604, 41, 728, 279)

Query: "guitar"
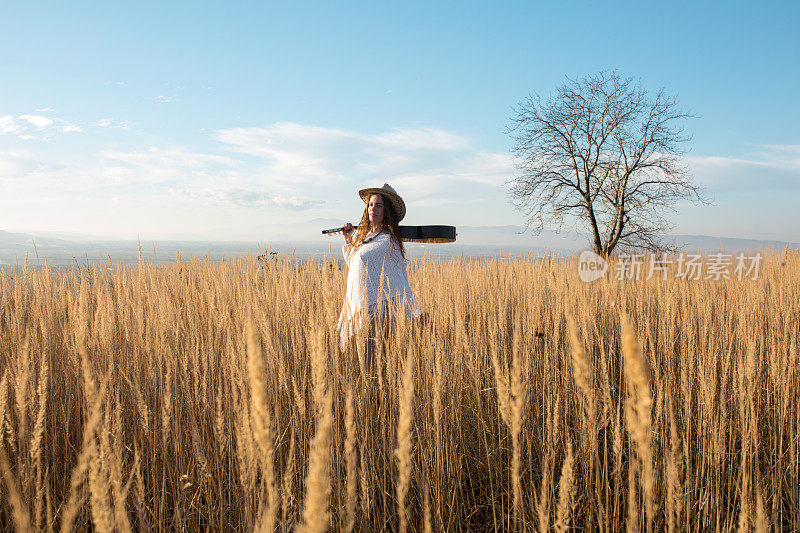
(322, 224, 457, 243)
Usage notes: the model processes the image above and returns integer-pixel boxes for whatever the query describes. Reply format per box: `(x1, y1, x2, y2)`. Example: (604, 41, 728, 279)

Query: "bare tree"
(507, 71, 708, 256)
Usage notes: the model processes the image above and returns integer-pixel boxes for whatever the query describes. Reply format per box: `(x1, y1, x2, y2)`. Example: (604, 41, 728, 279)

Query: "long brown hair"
(352, 193, 406, 260)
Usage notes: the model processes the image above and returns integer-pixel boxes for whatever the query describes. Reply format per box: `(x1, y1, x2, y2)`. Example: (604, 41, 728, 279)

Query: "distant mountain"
(0, 230, 32, 245)
(452, 226, 798, 252)
(661, 234, 796, 253)
(1, 226, 796, 267)
(453, 226, 586, 249)
(0, 230, 74, 248)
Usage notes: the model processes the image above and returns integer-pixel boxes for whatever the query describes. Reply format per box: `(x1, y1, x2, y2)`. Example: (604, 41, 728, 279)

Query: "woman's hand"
(342, 222, 354, 244)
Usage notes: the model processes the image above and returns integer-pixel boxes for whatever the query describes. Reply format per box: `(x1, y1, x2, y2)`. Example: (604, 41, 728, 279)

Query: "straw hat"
(358, 183, 406, 223)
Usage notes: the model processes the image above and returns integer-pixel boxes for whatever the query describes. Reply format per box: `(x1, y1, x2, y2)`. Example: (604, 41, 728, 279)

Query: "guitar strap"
(361, 229, 384, 244)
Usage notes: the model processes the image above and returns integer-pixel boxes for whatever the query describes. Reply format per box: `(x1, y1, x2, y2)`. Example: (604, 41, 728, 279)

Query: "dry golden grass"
(0, 248, 798, 530)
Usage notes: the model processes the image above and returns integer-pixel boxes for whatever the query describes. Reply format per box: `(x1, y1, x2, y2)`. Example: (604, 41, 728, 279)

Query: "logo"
(578, 250, 608, 282)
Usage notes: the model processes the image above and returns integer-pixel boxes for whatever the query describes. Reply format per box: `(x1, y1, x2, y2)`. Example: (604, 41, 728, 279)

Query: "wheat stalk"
(396, 351, 415, 533)
(87, 391, 114, 533)
(343, 387, 358, 533)
(246, 320, 278, 533)
(297, 325, 333, 533)
(554, 439, 574, 533)
(296, 390, 332, 533)
(0, 445, 32, 532)
(30, 350, 48, 473)
(282, 427, 296, 529)
(60, 378, 108, 533)
(621, 312, 653, 533)
(568, 315, 597, 431)
(0, 371, 8, 447)
(161, 366, 172, 451)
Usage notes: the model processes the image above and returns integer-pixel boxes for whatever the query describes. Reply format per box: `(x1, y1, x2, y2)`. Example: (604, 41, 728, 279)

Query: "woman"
(336, 183, 426, 352)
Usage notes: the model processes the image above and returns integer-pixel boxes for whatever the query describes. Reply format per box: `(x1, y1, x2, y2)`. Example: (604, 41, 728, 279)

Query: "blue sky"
(1, 1, 798, 242)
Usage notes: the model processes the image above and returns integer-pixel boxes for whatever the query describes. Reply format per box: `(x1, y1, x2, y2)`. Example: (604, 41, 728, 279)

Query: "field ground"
(0, 249, 798, 531)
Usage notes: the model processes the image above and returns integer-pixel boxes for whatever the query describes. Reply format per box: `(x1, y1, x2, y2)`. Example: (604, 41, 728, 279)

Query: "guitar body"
(397, 225, 457, 243)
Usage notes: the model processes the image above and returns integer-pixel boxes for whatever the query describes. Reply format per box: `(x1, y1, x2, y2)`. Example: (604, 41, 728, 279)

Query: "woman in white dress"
(336, 183, 427, 353)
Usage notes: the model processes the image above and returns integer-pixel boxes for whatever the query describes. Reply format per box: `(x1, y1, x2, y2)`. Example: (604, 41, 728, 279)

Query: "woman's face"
(368, 194, 385, 227)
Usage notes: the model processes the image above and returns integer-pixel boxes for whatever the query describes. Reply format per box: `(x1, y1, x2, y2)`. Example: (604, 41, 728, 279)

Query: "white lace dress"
(337, 229, 423, 349)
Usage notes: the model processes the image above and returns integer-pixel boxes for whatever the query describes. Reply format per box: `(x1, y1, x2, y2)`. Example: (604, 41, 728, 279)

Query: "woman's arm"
(342, 223, 356, 263)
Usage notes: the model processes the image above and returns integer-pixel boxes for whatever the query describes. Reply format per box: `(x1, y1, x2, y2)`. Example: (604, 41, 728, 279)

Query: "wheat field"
(0, 248, 798, 531)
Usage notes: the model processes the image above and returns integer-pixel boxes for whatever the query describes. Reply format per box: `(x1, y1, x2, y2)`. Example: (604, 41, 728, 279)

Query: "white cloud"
(95, 118, 131, 129)
(0, 138, 325, 215)
(752, 144, 800, 167)
(98, 146, 238, 185)
(183, 188, 324, 209)
(0, 111, 84, 139)
(372, 127, 470, 151)
(217, 122, 363, 182)
(0, 115, 21, 135)
(87, 146, 322, 212)
(0, 149, 41, 175)
(105, 146, 235, 168)
(155, 95, 175, 104)
(685, 145, 800, 192)
(272, 195, 323, 209)
(215, 123, 514, 204)
(4, 117, 795, 241)
(19, 114, 54, 129)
